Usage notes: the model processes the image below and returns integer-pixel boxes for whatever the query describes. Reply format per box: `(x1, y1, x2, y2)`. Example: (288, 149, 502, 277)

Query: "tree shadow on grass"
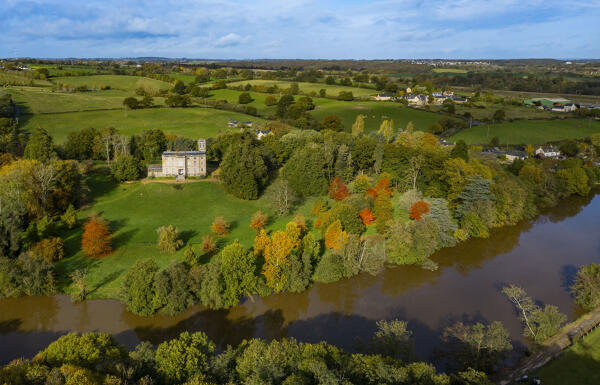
(111, 229, 139, 250)
(86, 269, 125, 297)
(179, 230, 197, 245)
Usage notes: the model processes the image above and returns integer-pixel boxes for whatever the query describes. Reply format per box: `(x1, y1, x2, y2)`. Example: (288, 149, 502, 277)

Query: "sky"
(1, 0, 599, 59)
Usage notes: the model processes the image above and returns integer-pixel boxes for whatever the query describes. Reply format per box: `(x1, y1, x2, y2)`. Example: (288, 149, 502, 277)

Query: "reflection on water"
(1, 193, 599, 365)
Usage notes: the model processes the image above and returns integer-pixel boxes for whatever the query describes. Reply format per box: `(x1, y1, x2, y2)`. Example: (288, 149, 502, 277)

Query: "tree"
(172, 80, 186, 95)
(276, 94, 294, 118)
(264, 95, 277, 106)
(23, 127, 55, 162)
(571, 264, 600, 310)
(201, 233, 217, 253)
(451, 140, 469, 162)
(325, 220, 348, 252)
(238, 92, 253, 104)
(409, 200, 430, 220)
(557, 167, 590, 196)
(328, 177, 350, 201)
(39, 332, 124, 369)
(219, 138, 268, 200)
(220, 241, 258, 304)
(249, 211, 268, 232)
(156, 225, 184, 254)
(281, 145, 329, 197)
(370, 319, 413, 362)
(141, 95, 154, 108)
(211, 216, 230, 236)
(71, 268, 88, 302)
(81, 216, 112, 257)
(559, 140, 580, 157)
(265, 179, 298, 216)
(441, 321, 512, 373)
(111, 155, 142, 182)
(378, 120, 395, 142)
(360, 208, 375, 225)
(31, 237, 64, 262)
(492, 109, 505, 122)
(351, 114, 365, 136)
(262, 230, 293, 293)
(443, 98, 456, 113)
(165, 94, 190, 107)
(61, 204, 77, 229)
(121, 259, 159, 316)
(502, 284, 566, 343)
(154, 331, 215, 384)
(321, 115, 343, 132)
(123, 97, 139, 110)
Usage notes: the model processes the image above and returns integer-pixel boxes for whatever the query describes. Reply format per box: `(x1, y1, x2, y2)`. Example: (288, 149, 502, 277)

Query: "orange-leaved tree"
(211, 216, 230, 236)
(201, 233, 217, 253)
(249, 211, 268, 232)
(409, 200, 430, 220)
(359, 208, 375, 225)
(328, 177, 350, 201)
(81, 216, 112, 257)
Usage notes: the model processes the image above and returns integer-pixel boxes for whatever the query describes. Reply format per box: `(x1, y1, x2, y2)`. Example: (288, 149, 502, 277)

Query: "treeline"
(0, 326, 495, 385)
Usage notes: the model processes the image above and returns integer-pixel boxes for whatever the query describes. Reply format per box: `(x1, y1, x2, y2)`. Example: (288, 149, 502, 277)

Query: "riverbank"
(1, 192, 598, 366)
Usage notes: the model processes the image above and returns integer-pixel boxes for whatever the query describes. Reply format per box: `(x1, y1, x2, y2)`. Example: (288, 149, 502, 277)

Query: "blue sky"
(1, 0, 599, 59)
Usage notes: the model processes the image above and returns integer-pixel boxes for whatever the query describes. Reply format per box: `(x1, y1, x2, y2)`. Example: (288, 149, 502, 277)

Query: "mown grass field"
(20, 107, 266, 143)
(55, 170, 314, 298)
(51, 75, 172, 92)
(0, 72, 52, 87)
(432, 68, 468, 74)
(427, 102, 555, 121)
(311, 100, 442, 132)
(450, 119, 600, 145)
(535, 327, 600, 385)
(228, 79, 376, 98)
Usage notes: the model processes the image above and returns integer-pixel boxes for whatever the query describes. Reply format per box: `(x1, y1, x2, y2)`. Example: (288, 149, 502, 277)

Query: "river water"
(1, 193, 599, 365)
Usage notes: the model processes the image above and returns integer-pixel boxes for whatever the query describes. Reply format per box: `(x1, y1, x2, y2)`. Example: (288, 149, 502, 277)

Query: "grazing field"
(427, 102, 555, 121)
(0, 72, 52, 87)
(21, 107, 266, 142)
(450, 119, 600, 145)
(51, 75, 171, 92)
(228, 79, 376, 98)
(310, 100, 442, 132)
(6, 86, 140, 114)
(55, 171, 312, 298)
(432, 68, 468, 74)
(535, 327, 600, 385)
(206, 88, 281, 116)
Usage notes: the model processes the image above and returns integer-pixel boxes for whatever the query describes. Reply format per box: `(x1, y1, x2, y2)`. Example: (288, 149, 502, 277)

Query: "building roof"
(163, 150, 205, 156)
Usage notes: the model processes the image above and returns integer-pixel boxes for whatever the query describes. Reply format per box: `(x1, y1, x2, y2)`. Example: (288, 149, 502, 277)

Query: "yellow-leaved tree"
(261, 230, 293, 293)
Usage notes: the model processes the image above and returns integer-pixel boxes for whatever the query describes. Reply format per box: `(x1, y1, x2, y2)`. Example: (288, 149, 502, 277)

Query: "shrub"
(249, 211, 268, 232)
(61, 204, 77, 229)
(156, 225, 184, 254)
(201, 234, 217, 253)
(123, 97, 139, 110)
(264, 95, 277, 106)
(238, 92, 253, 104)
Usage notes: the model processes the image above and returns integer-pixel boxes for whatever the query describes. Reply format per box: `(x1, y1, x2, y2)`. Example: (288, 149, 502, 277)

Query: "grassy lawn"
(228, 79, 376, 98)
(51, 75, 171, 92)
(20, 107, 266, 143)
(427, 103, 555, 121)
(450, 119, 600, 145)
(310, 100, 442, 132)
(55, 170, 314, 299)
(535, 327, 600, 385)
(207, 88, 279, 116)
(0, 73, 52, 87)
(432, 68, 468, 74)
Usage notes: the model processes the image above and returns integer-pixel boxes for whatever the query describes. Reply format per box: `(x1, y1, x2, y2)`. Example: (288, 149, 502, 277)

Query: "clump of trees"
(156, 225, 183, 254)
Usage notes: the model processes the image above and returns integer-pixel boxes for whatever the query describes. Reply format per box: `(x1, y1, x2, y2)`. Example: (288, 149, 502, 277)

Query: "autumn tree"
(325, 220, 348, 252)
(352, 114, 365, 136)
(81, 216, 112, 257)
(201, 234, 217, 253)
(31, 237, 64, 262)
(378, 119, 395, 143)
(249, 211, 268, 232)
(211, 216, 230, 236)
(409, 200, 430, 220)
(360, 208, 375, 225)
(328, 177, 350, 201)
(261, 230, 293, 293)
(373, 177, 393, 233)
(156, 225, 184, 254)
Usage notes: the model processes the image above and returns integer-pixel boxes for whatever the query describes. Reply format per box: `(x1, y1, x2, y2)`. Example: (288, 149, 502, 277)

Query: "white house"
(535, 146, 561, 158)
(374, 93, 392, 101)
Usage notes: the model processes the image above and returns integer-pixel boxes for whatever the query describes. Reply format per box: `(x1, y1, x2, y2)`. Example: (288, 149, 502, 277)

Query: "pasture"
(20, 107, 266, 143)
(450, 119, 600, 145)
(432, 68, 468, 74)
(228, 79, 376, 98)
(51, 75, 171, 92)
(55, 170, 313, 298)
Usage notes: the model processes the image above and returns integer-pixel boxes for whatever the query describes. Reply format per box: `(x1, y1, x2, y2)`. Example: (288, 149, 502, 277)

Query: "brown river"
(1, 192, 599, 365)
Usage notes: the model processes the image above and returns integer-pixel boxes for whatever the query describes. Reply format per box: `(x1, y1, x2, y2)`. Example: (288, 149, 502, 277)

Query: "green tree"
(321, 115, 343, 131)
(492, 109, 505, 122)
(351, 114, 365, 136)
(276, 94, 294, 118)
(571, 264, 600, 310)
(220, 241, 259, 304)
(154, 331, 216, 384)
(264, 95, 277, 106)
(172, 80, 186, 95)
(238, 92, 253, 104)
(111, 155, 142, 182)
(24, 127, 55, 162)
(141, 95, 154, 108)
(40, 332, 124, 369)
(281, 144, 329, 197)
(370, 319, 413, 362)
(450, 140, 469, 162)
(121, 259, 160, 316)
(219, 137, 268, 200)
(123, 97, 139, 109)
(156, 225, 184, 254)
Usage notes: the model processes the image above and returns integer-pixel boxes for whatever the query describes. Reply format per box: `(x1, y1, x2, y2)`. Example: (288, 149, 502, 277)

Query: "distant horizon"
(2, 1, 599, 59)
(5, 57, 600, 62)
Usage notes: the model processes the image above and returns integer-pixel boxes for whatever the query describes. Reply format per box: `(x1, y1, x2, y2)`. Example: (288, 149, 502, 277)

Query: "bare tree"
(32, 163, 57, 214)
(266, 179, 298, 216)
(405, 155, 423, 190)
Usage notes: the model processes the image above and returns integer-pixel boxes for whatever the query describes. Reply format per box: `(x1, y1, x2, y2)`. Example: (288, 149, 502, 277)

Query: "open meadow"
(450, 119, 600, 145)
(535, 327, 600, 385)
(20, 107, 266, 142)
(50, 74, 172, 92)
(55, 169, 314, 298)
(228, 79, 377, 98)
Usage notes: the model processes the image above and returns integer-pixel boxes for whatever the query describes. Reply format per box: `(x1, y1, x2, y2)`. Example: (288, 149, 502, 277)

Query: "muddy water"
(1, 193, 599, 365)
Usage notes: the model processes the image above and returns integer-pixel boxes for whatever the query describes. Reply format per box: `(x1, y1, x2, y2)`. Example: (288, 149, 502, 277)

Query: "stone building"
(148, 139, 207, 178)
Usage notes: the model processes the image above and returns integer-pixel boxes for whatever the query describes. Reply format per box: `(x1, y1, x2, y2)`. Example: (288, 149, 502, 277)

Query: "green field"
(432, 68, 468, 74)
(0, 72, 52, 87)
(450, 119, 600, 145)
(427, 102, 555, 121)
(310, 100, 442, 132)
(535, 327, 600, 385)
(207, 88, 283, 116)
(21, 107, 266, 143)
(55, 171, 312, 298)
(51, 75, 171, 92)
(228, 79, 376, 98)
